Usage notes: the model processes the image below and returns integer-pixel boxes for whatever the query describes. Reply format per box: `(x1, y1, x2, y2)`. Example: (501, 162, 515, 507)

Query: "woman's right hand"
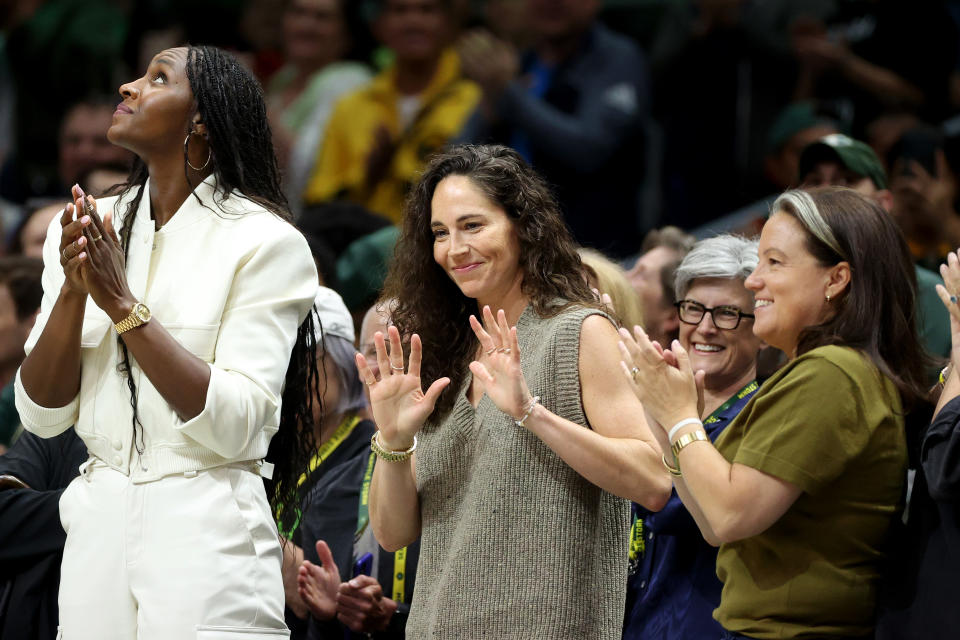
(356, 325, 450, 450)
(58, 185, 97, 296)
(936, 249, 960, 369)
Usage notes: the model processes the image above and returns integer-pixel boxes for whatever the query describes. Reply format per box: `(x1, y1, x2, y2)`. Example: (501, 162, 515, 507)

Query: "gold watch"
(114, 301, 152, 335)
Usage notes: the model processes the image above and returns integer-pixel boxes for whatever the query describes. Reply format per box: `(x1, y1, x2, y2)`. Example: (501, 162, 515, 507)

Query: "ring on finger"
(61, 247, 70, 260)
(390, 364, 404, 371)
(486, 348, 496, 356)
(497, 347, 511, 354)
(630, 366, 640, 382)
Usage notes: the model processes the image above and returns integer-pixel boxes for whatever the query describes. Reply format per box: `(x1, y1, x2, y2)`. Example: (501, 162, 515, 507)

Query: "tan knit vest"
(407, 304, 630, 639)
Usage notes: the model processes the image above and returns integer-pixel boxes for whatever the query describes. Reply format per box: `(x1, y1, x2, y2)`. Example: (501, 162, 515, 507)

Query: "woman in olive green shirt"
(622, 187, 932, 639)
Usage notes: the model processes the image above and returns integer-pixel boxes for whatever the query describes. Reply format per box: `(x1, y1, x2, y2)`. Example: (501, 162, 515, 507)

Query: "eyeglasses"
(674, 300, 754, 330)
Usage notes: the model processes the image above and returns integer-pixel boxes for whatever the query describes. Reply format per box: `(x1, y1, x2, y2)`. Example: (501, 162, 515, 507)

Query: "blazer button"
(112, 438, 122, 450)
(112, 455, 123, 466)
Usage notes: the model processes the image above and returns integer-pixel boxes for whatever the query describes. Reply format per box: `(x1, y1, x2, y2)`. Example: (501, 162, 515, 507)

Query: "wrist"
(59, 285, 87, 305)
(107, 296, 138, 324)
(662, 409, 700, 439)
(668, 416, 703, 444)
(375, 598, 399, 631)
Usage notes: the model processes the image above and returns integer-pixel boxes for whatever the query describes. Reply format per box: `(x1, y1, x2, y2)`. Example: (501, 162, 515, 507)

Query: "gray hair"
(674, 234, 760, 300)
(771, 189, 847, 260)
(322, 334, 368, 416)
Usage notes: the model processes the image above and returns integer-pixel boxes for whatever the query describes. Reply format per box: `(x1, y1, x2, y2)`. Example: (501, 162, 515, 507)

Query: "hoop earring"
(183, 132, 212, 171)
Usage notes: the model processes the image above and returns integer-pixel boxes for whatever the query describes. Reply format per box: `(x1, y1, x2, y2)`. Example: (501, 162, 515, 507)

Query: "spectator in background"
(763, 102, 840, 195)
(579, 248, 645, 332)
(0, 429, 87, 639)
(0, 257, 43, 453)
(266, 0, 372, 215)
(303, 0, 479, 223)
(693, 101, 841, 240)
(792, 1, 958, 133)
(626, 226, 695, 348)
(798, 133, 952, 360)
(456, 0, 648, 257)
(0, 0, 126, 203)
(7, 203, 61, 258)
(625, 235, 763, 640)
(76, 162, 133, 199)
(57, 97, 132, 196)
(886, 126, 960, 271)
(288, 289, 418, 640)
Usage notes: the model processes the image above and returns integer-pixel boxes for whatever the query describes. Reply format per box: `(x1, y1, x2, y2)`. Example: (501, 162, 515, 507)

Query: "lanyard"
(703, 380, 759, 426)
(356, 451, 408, 604)
(276, 415, 362, 538)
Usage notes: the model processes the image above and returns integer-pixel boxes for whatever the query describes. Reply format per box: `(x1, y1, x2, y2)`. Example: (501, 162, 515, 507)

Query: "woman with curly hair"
(356, 144, 670, 639)
(16, 46, 319, 639)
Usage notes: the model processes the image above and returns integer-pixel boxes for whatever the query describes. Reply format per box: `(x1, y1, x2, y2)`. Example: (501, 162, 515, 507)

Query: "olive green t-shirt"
(714, 345, 906, 639)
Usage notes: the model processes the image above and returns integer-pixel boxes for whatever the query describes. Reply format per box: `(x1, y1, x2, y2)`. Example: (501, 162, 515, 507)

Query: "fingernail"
(78, 236, 85, 246)
(81, 215, 90, 224)
(78, 252, 86, 259)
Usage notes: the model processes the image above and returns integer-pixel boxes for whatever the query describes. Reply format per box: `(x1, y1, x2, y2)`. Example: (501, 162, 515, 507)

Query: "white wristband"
(668, 417, 703, 442)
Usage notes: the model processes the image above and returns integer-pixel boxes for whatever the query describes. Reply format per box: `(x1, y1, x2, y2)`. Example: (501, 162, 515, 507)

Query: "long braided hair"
(112, 45, 320, 523)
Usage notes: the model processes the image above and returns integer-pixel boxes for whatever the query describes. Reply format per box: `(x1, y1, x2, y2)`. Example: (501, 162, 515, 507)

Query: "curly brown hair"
(381, 144, 598, 423)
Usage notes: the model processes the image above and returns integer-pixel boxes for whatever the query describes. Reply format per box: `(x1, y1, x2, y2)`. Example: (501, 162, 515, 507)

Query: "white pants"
(57, 460, 289, 640)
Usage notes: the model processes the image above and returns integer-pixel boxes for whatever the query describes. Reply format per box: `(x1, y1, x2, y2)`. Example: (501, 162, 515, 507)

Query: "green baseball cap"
(798, 133, 888, 189)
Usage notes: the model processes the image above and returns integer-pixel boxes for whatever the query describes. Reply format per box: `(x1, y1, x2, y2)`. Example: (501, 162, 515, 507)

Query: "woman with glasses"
(624, 235, 764, 640)
(621, 188, 932, 639)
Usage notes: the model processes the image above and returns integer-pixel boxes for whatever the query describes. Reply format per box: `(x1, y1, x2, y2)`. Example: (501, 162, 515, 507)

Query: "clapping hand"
(618, 325, 705, 434)
(355, 326, 450, 449)
(467, 306, 531, 421)
(297, 540, 341, 622)
(336, 575, 398, 633)
(936, 249, 960, 371)
(58, 184, 134, 320)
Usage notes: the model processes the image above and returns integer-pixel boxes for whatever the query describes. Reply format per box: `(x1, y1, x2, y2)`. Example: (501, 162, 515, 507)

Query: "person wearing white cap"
(284, 288, 418, 640)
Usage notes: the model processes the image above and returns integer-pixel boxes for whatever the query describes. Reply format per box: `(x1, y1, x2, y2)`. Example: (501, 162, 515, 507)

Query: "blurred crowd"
(1, 0, 960, 639)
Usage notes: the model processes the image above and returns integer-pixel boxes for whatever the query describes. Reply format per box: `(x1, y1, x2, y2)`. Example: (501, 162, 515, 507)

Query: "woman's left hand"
(73, 192, 136, 321)
(468, 306, 531, 421)
(618, 325, 701, 431)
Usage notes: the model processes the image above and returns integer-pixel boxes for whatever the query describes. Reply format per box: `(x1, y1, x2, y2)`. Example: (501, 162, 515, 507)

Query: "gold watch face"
(134, 302, 151, 323)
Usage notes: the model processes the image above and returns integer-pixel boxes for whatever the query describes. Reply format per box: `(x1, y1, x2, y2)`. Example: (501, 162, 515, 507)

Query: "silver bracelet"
(515, 396, 541, 427)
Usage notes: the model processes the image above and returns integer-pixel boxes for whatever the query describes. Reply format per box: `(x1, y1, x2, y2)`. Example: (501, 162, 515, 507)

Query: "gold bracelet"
(671, 430, 708, 460)
(662, 453, 682, 476)
(370, 431, 417, 462)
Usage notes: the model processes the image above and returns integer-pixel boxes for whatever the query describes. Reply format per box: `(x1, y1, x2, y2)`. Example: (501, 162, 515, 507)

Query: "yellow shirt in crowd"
(303, 49, 480, 223)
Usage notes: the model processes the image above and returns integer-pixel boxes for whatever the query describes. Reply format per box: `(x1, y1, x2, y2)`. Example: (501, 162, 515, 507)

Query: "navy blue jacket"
(624, 384, 757, 640)
(457, 23, 649, 258)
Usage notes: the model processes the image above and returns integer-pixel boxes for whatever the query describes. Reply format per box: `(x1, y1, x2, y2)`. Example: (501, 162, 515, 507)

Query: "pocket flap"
(166, 324, 219, 362)
(195, 626, 289, 639)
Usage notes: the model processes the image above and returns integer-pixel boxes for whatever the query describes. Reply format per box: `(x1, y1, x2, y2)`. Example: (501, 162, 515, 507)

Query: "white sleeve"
(175, 226, 318, 458)
(14, 210, 79, 437)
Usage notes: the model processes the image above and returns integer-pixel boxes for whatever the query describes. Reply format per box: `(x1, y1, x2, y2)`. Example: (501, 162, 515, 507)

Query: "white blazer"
(15, 175, 318, 482)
